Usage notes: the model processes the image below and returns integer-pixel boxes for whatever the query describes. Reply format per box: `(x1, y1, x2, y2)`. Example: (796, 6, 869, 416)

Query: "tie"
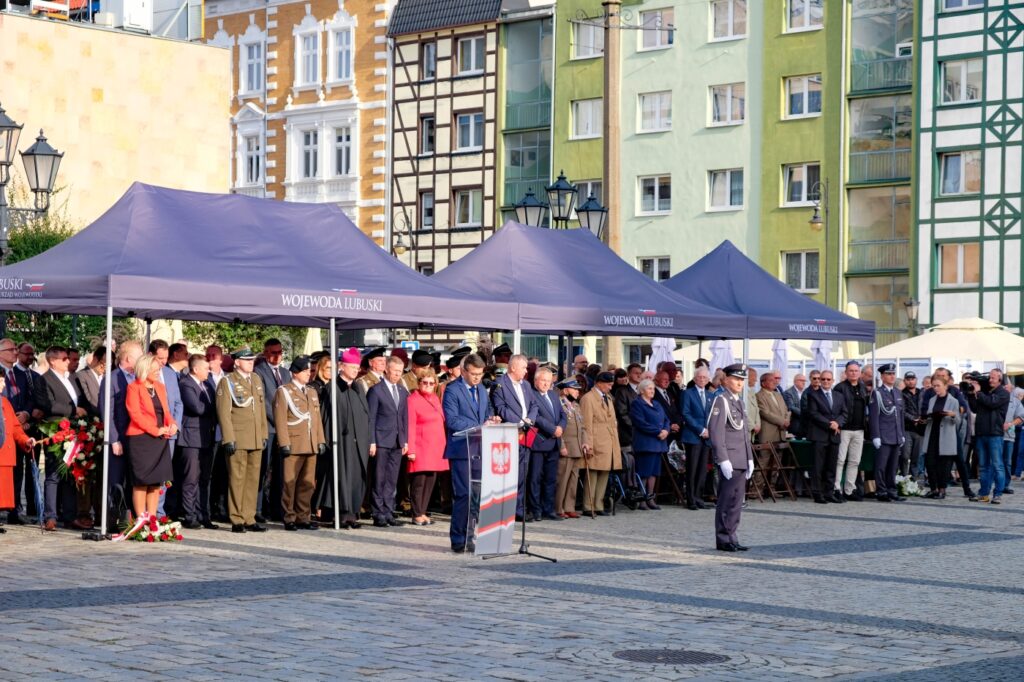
(542, 392, 553, 413)
(6, 369, 17, 398)
(391, 382, 399, 406)
(272, 366, 282, 387)
(825, 391, 833, 408)
(470, 385, 478, 406)
(603, 393, 609, 407)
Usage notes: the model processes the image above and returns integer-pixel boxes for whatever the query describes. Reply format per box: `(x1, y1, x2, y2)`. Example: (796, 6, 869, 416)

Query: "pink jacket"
(406, 390, 448, 473)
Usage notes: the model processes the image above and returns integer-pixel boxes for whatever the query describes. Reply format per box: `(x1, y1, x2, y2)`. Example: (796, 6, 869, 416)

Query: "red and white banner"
(475, 424, 519, 556)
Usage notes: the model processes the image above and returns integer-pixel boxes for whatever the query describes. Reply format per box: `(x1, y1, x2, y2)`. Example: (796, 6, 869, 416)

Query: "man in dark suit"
(177, 354, 219, 529)
(681, 366, 714, 510)
(74, 347, 105, 417)
(0, 338, 33, 524)
(253, 338, 291, 522)
(653, 369, 683, 443)
(529, 366, 566, 522)
(442, 353, 498, 552)
(99, 341, 144, 531)
(367, 355, 408, 527)
(33, 346, 88, 530)
(490, 353, 539, 521)
(805, 369, 847, 504)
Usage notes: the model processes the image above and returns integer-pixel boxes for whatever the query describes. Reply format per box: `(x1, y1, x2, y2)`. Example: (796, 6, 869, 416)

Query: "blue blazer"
(4, 365, 33, 414)
(99, 368, 132, 447)
(681, 385, 715, 445)
(442, 377, 493, 461)
(629, 397, 671, 454)
(160, 365, 184, 445)
(531, 387, 567, 453)
(178, 374, 217, 449)
(490, 374, 539, 431)
(367, 379, 409, 449)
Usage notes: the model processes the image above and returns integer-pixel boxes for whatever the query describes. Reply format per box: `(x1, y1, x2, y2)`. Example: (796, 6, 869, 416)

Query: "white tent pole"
(871, 343, 876, 383)
(329, 318, 340, 532)
(742, 338, 749, 399)
(513, 329, 521, 355)
(100, 306, 113, 537)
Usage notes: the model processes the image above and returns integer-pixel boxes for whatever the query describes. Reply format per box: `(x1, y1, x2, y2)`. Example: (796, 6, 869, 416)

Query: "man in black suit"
(529, 366, 567, 521)
(0, 338, 33, 524)
(491, 354, 539, 521)
(366, 355, 408, 527)
(653, 369, 684, 442)
(70, 346, 106, 526)
(33, 346, 88, 530)
(99, 340, 144, 531)
(805, 370, 846, 504)
(253, 337, 291, 522)
(177, 354, 219, 529)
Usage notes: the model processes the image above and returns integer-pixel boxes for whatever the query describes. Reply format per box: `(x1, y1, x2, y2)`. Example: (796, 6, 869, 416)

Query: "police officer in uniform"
(708, 363, 753, 552)
(273, 355, 327, 530)
(216, 348, 269, 533)
(869, 363, 906, 502)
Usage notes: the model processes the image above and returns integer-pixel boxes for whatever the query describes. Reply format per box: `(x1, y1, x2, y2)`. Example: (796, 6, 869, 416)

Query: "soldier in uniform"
(355, 347, 386, 397)
(402, 350, 435, 392)
(708, 363, 754, 552)
(216, 348, 269, 533)
(273, 355, 327, 530)
(869, 363, 906, 502)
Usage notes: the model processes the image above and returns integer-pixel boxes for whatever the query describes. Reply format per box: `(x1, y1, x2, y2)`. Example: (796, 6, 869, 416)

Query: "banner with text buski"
(476, 424, 520, 556)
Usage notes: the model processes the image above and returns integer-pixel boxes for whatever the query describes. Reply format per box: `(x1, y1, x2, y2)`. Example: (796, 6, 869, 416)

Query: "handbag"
(519, 426, 538, 448)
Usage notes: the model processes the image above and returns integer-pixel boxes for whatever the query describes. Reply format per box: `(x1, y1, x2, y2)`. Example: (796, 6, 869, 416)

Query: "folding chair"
(768, 441, 799, 500)
(746, 444, 776, 502)
(657, 448, 687, 505)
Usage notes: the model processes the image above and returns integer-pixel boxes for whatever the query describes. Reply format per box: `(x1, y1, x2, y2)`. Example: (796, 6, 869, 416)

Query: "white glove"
(719, 460, 733, 480)
(745, 460, 754, 480)
(872, 437, 882, 449)
(900, 437, 905, 446)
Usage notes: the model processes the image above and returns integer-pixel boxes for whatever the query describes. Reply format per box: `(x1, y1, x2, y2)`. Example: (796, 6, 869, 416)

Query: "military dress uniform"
(216, 349, 269, 530)
(273, 357, 327, 529)
(709, 364, 754, 551)
(869, 364, 906, 502)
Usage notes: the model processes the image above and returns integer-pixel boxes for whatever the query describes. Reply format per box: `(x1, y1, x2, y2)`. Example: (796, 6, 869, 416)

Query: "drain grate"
(612, 649, 730, 665)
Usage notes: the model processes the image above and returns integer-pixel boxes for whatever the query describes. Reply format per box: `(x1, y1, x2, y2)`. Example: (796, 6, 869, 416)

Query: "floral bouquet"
(39, 416, 104, 487)
(114, 513, 184, 543)
(895, 474, 921, 497)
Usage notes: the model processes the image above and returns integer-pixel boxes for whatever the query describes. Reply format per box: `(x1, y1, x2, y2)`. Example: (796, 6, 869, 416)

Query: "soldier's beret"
(879, 363, 897, 374)
(723, 363, 747, 379)
(449, 345, 472, 359)
(595, 371, 615, 384)
(289, 355, 311, 373)
(411, 349, 433, 367)
(445, 355, 463, 369)
(231, 347, 257, 360)
(556, 378, 580, 390)
(362, 347, 386, 361)
(493, 343, 511, 356)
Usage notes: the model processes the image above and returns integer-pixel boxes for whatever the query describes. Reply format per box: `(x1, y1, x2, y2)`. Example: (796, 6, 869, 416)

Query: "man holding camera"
(967, 369, 1010, 504)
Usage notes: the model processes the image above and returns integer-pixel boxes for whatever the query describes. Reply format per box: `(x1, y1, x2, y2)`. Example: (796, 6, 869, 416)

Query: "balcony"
(232, 185, 265, 198)
(846, 240, 909, 273)
(849, 149, 911, 183)
(851, 58, 913, 93)
(504, 101, 551, 131)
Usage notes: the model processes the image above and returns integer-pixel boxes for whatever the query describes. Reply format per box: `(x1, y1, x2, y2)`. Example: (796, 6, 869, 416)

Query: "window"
(784, 163, 821, 205)
(848, 276, 910, 332)
(420, 116, 435, 154)
(785, 75, 822, 117)
(784, 251, 820, 293)
(939, 150, 981, 195)
(421, 42, 436, 80)
(457, 36, 485, 75)
(331, 29, 352, 81)
(334, 127, 351, 176)
(942, 0, 984, 10)
(456, 112, 484, 151)
(710, 83, 745, 125)
(640, 9, 674, 49)
(639, 91, 672, 132)
(788, 0, 823, 31)
(941, 59, 983, 104)
(937, 242, 980, 286)
(243, 135, 262, 185)
(417, 264, 434, 276)
(712, 0, 746, 40)
(301, 130, 318, 179)
(299, 33, 319, 85)
(709, 169, 743, 209)
(242, 42, 264, 93)
(639, 257, 671, 282)
(420, 191, 434, 230)
(639, 175, 672, 214)
(503, 130, 551, 207)
(577, 180, 603, 205)
(455, 189, 483, 227)
(573, 20, 604, 58)
(571, 98, 602, 139)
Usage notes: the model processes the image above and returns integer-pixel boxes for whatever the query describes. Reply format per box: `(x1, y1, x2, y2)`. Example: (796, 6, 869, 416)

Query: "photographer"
(967, 369, 1010, 504)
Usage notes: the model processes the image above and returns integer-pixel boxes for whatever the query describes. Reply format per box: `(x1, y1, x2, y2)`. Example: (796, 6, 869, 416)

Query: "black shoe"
(964, 489, 976, 498)
(830, 494, 845, 504)
(939, 491, 947, 499)
(542, 514, 563, 521)
(347, 520, 363, 529)
(1004, 488, 1015, 494)
(734, 543, 749, 551)
(231, 524, 245, 533)
(202, 521, 220, 530)
(876, 495, 892, 502)
(927, 490, 940, 499)
(297, 521, 318, 530)
(695, 501, 708, 509)
(813, 496, 828, 504)
(844, 493, 858, 501)
(182, 520, 202, 529)
(594, 510, 610, 516)
(893, 496, 907, 502)
(451, 544, 466, 553)
(283, 522, 298, 531)
(687, 504, 699, 510)
(254, 514, 267, 524)
(6, 514, 25, 526)
(245, 523, 267, 532)
(386, 517, 404, 527)
(515, 515, 525, 522)
(373, 518, 389, 527)
(716, 542, 738, 552)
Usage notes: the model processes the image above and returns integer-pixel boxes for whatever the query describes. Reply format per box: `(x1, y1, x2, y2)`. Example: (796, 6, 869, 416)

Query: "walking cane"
(581, 446, 596, 519)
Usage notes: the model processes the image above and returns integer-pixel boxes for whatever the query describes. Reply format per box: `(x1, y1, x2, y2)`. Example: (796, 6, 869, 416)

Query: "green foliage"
(181, 322, 306, 356)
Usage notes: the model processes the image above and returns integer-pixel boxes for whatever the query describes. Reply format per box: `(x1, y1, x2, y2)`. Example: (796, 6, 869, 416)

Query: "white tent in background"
(811, 339, 833, 371)
(771, 339, 789, 385)
(676, 339, 816, 377)
(647, 337, 676, 373)
(869, 317, 1024, 373)
(708, 339, 736, 373)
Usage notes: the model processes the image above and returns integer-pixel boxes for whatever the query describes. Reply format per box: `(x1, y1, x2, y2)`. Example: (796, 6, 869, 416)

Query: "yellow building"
(205, 0, 390, 238)
(0, 12, 230, 228)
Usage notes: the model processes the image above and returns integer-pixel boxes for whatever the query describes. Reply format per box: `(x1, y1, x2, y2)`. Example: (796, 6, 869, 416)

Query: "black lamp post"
(21, 130, 64, 213)
(808, 178, 832, 307)
(904, 298, 920, 337)
(576, 193, 608, 241)
(513, 187, 548, 227)
(392, 211, 412, 258)
(545, 170, 578, 229)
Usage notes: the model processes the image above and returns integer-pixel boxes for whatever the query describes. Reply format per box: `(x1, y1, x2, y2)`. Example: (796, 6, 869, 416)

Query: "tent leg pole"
(99, 306, 113, 539)
(566, 333, 574, 379)
(145, 319, 152, 347)
(330, 319, 340, 532)
(513, 329, 521, 355)
(742, 338, 749, 400)
(871, 344, 876, 385)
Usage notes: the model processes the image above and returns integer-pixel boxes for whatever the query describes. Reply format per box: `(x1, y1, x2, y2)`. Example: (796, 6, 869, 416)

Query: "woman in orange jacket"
(125, 353, 178, 522)
(0, 372, 34, 529)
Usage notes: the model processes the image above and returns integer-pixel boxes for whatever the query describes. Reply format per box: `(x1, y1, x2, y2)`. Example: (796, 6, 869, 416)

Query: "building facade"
(205, 0, 390, 237)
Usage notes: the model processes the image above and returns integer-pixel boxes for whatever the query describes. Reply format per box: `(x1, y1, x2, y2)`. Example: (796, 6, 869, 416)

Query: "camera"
(965, 371, 984, 383)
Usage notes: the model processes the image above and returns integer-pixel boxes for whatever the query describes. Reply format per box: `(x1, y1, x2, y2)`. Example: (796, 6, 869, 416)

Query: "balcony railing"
(851, 58, 913, 92)
(847, 239, 909, 273)
(849, 149, 911, 183)
(504, 101, 551, 131)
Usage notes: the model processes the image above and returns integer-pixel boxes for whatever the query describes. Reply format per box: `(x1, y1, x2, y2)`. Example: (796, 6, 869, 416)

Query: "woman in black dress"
(922, 376, 960, 499)
(125, 353, 178, 521)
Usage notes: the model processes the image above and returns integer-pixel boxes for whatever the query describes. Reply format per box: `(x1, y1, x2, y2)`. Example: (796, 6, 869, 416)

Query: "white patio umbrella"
(709, 339, 735, 372)
(647, 337, 676, 373)
(302, 327, 324, 356)
(811, 339, 833, 372)
(771, 339, 789, 385)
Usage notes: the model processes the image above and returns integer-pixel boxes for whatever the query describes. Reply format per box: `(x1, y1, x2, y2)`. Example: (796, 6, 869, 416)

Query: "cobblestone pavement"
(1, 493, 1023, 680)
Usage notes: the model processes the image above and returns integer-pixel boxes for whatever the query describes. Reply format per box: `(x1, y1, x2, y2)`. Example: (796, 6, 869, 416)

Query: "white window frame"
(939, 150, 981, 196)
(457, 36, 485, 76)
(710, 83, 745, 126)
(783, 251, 820, 293)
(638, 91, 672, 133)
(711, 0, 746, 41)
(783, 162, 821, 206)
(420, 191, 434, 230)
(420, 116, 435, 154)
(292, 12, 322, 93)
(941, 58, 983, 104)
(328, 28, 353, 84)
(941, 0, 984, 11)
(572, 20, 604, 59)
(638, 256, 672, 282)
(240, 40, 264, 95)
(639, 8, 674, 51)
(455, 112, 484, 152)
(787, 0, 823, 33)
(242, 135, 263, 186)
(577, 180, 603, 205)
(454, 188, 483, 227)
(936, 242, 980, 287)
(708, 168, 744, 210)
(421, 42, 437, 80)
(784, 74, 822, 119)
(333, 126, 352, 177)
(638, 174, 672, 215)
(571, 98, 603, 139)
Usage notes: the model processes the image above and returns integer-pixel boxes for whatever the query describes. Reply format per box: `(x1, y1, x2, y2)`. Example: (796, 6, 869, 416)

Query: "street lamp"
(545, 170, 578, 229)
(392, 210, 412, 258)
(904, 298, 920, 337)
(807, 178, 833, 307)
(513, 187, 548, 227)
(21, 130, 64, 212)
(575, 193, 608, 241)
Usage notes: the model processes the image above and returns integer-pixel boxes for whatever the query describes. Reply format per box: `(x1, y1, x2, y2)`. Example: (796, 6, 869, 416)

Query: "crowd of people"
(0, 335, 1017, 551)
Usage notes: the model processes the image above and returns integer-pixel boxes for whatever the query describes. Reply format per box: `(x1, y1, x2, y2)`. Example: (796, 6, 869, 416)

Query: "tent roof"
(870, 317, 1024, 372)
(662, 240, 876, 341)
(0, 183, 518, 329)
(431, 221, 747, 338)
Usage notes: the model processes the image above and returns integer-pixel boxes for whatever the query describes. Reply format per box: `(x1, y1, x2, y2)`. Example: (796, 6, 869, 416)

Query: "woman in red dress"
(0, 373, 34, 527)
(406, 370, 448, 526)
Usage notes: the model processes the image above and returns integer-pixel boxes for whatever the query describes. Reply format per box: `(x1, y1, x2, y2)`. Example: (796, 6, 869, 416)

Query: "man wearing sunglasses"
(805, 370, 846, 504)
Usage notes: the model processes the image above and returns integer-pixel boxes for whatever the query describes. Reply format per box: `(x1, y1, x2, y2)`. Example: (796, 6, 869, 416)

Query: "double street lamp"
(513, 170, 608, 240)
